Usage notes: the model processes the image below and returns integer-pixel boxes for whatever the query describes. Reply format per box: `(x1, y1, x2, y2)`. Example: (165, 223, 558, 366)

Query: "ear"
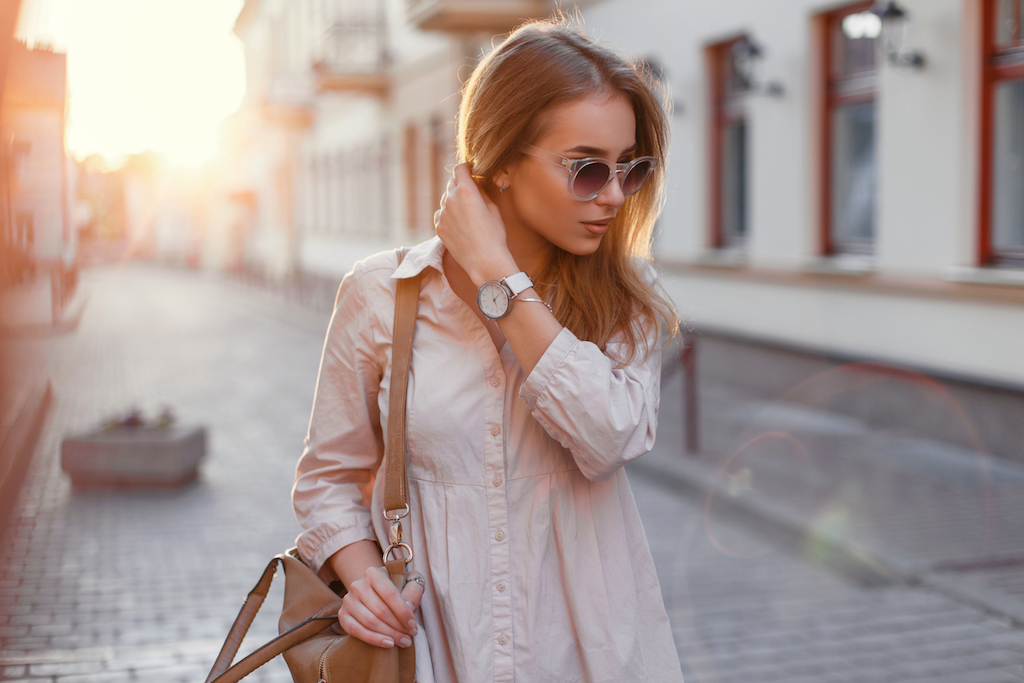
(492, 167, 512, 192)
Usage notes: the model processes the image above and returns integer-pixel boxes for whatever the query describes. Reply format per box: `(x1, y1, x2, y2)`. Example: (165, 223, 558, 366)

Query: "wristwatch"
(477, 272, 534, 320)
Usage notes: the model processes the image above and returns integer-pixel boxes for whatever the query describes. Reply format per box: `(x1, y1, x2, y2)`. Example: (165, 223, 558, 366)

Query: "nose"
(595, 172, 626, 208)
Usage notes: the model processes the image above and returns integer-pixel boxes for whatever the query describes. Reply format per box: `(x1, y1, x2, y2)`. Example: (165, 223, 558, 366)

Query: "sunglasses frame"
(521, 144, 660, 201)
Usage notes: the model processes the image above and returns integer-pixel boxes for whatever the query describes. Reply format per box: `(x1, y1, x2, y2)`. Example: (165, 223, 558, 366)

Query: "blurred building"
(0, 1, 56, 550)
(218, 0, 552, 281)
(0, 40, 73, 286)
(222, 0, 1024, 461)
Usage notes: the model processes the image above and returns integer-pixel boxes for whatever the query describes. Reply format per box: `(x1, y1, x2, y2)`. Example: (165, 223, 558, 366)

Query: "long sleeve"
(518, 323, 662, 481)
(292, 262, 393, 574)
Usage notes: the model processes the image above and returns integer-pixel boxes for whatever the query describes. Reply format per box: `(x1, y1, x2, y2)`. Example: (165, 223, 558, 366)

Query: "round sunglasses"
(521, 144, 659, 201)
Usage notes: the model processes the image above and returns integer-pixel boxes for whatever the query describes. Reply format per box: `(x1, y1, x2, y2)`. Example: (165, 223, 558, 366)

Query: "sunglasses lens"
(622, 160, 654, 197)
(572, 161, 611, 199)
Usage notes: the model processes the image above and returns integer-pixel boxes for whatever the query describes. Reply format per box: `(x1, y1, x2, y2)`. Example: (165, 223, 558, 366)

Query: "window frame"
(816, 0, 879, 257)
(706, 35, 750, 250)
(979, 0, 1024, 265)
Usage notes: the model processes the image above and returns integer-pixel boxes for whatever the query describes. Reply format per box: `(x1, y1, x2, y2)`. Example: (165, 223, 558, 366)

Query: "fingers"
(338, 597, 413, 648)
(402, 572, 426, 611)
(452, 162, 474, 185)
(338, 567, 419, 649)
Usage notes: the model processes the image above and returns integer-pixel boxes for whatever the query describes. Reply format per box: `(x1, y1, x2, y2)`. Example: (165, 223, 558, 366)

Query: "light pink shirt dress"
(293, 237, 684, 683)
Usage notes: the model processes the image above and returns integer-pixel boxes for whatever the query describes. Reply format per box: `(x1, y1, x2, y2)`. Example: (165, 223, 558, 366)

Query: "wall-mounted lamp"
(871, 0, 926, 69)
(731, 35, 784, 97)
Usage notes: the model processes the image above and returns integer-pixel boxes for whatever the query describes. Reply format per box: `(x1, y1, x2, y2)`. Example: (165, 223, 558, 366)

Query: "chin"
(554, 235, 604, 257)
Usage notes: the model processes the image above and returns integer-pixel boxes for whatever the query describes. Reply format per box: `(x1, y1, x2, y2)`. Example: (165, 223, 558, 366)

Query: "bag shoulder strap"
(383, 273, 420, 514)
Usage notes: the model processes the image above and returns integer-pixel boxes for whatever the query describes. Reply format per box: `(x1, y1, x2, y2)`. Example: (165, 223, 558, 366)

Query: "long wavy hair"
(457, 20, 679, 364)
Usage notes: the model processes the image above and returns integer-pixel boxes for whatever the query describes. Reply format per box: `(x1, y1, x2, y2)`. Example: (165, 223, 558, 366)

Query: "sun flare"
(16, 0, 246, 168)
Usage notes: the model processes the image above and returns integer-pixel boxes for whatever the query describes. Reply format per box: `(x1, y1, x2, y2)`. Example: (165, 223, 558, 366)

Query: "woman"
(293, 19, 684, 683)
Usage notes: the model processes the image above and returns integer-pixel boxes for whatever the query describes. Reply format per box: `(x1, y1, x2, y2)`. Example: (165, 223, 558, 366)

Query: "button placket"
(484, 362, 513, 683)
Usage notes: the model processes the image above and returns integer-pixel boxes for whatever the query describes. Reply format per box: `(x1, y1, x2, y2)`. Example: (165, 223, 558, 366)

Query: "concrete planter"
(61, 425, 206, 488)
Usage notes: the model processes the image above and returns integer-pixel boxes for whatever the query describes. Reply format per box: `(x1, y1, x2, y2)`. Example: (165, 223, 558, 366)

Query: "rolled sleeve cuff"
(519, 327, 579, 410)
(296, 517, 377, 575)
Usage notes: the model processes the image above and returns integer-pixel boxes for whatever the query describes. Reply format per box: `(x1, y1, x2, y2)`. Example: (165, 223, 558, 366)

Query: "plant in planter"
(61, 406, 206, 489)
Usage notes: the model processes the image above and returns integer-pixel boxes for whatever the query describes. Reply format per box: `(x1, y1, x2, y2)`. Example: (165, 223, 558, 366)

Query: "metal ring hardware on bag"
(384, 504, 413, 567)
(383, 504, 410, 521)
(384, 542, 413, 565)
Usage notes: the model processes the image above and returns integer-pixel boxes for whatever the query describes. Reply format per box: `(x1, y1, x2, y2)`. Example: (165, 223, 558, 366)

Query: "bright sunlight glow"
(15, 0, 246, 169)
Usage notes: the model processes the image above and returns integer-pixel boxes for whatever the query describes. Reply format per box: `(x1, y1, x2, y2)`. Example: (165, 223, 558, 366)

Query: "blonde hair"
(458, 20, 679, 363)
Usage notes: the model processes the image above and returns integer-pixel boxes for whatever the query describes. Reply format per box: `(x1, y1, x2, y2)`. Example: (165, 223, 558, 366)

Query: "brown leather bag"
(205, 272, 421, 683)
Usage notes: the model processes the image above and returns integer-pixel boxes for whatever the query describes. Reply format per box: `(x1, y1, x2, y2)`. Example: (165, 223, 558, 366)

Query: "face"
(498, 92, 638, 258)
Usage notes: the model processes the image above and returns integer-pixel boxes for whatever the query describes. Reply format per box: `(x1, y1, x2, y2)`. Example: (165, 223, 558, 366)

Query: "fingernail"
(405, 601, 414, 610)
(407, 618, 417, 629)
(399, 636, 412, 648)
(411, 625, 419, 636)
(382, 637, 394, 648)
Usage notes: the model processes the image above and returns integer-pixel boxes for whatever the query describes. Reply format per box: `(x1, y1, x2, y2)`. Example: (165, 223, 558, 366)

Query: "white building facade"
(223, 0, 1024, 455)
(577, 0, 1024, 392)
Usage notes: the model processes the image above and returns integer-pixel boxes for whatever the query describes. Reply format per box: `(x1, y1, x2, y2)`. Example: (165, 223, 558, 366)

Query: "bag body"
(278, 550, 415, 683)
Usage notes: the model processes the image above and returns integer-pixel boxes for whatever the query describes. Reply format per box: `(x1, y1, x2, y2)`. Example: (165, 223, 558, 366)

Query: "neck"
(498, 202, 554, 278)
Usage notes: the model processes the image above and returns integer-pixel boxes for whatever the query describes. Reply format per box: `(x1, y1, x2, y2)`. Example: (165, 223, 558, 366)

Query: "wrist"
(469, 256, 520, 288)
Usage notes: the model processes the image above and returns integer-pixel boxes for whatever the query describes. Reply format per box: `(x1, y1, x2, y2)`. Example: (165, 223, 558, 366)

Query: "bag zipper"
(317, 639, 339, 683)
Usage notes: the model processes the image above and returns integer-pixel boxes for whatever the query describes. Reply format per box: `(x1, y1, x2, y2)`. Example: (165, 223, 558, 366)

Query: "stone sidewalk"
(0, 263, 1022, 683)
(638, 359, 1024, 624)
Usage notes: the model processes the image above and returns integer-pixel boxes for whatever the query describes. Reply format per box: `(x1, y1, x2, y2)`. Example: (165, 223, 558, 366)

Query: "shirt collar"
(392, 236, 445, 280)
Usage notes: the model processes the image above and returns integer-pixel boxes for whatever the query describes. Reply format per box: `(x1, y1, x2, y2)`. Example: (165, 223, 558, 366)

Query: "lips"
(582, 217, 613, 235)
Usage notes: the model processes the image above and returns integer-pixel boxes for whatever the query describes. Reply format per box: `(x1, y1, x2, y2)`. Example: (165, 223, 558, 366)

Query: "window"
(817, 3, 880, 255)
(403, 122, 419, 232)
(379, 136, 392, 237)
(981, 0, 1024, 264)
(12, 141, 30, 188)
(707, 37, 750, 249)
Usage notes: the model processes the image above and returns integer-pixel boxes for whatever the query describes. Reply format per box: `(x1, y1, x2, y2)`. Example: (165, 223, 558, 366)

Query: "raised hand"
(434, 163, 518, 286)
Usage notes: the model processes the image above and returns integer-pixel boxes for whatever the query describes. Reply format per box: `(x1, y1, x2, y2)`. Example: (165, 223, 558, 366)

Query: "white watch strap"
(502, 272, 533, 298)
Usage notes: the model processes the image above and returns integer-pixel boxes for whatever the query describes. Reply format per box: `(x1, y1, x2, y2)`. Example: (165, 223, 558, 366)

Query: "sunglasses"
(521, 144, 659, 201)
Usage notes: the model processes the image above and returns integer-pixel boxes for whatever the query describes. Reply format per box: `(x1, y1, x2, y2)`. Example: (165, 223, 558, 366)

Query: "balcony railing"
(261, 75, 314, 128)
(313, 2, 391, 96)
(407, 0, 552, 33)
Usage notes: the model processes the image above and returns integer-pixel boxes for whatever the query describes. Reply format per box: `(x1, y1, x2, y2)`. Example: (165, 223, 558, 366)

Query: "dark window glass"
(710, 37, 751, 249)
(993, 79, 1024, 254)
(825, 5, 879, 255)
(831, 101, 877, 249)
(995, 0, 1019, 47)
(721, 119, 748, 245)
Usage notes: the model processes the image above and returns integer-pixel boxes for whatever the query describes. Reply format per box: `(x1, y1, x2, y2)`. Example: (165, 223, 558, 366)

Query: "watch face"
(478, 282, 510, 319)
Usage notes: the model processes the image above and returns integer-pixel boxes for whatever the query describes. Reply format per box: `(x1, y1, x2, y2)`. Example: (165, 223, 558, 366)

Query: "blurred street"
(1, 263, 1023, 683)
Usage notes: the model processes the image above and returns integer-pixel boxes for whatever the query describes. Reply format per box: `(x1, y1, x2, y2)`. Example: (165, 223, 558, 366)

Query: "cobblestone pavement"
(0, 264, 1022, 683)
(644, 361, 1024, 625)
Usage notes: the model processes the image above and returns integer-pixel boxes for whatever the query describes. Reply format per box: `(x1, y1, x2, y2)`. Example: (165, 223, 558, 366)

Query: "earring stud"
(500, 184, 507, 194)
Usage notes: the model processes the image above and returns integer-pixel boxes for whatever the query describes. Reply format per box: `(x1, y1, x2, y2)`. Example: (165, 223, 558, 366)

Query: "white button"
(496, 581, 506, 592)
(490, 377, 500, 387)
(490, 425, 501, 436)
(492, 476, 502, 487)
(495, 530, 504, 541)
(498, 635, 508, 646)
